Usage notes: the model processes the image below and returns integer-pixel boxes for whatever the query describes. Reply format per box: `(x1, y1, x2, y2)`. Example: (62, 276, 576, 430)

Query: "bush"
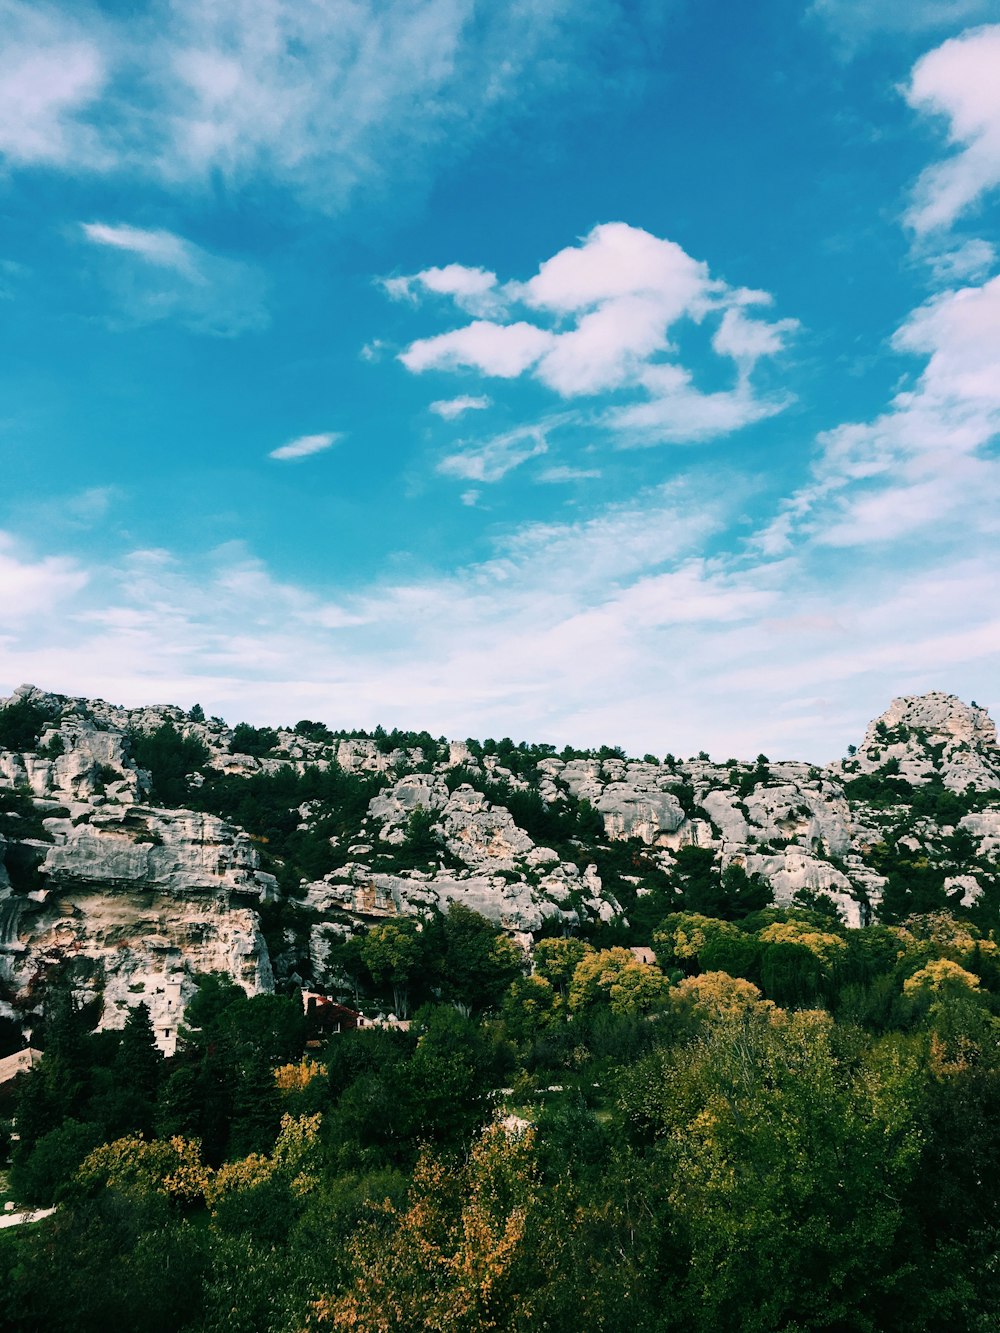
(0, 698, 56, 753)
(230, 724, 279, 757)
(126, 723, 209, 806)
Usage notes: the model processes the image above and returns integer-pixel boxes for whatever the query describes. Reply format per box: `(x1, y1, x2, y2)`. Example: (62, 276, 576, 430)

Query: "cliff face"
(1, 683, 998, 1046)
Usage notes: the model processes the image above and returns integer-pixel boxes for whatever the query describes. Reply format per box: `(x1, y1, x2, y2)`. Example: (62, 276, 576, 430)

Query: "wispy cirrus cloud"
(3, 483, 996, 760)
(428, 395, 492, 420)
(0, 0, 656, 214)
(268, 432, 342, 462)
(0, 1, 109, 169)
(437, 423, 552, 483)
(81, 221, 269, 335)
(0, 531, 88, 624)
(810, 0, 998, 54)
(751, 28, 1000, 561)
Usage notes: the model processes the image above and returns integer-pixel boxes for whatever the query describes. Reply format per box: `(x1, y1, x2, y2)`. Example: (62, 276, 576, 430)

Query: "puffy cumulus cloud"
(905, 25, 1000, 234)
(401, 320, 556, 377)
(397, 222, 796, 448)
(437, 423, 551, 482)
(520, 223, 714, 318)
(0, 0, 646, 214)
(268, 432, 342, 462)
(81, 221, 268, 335)
(711, 308, 800, 374)
(428, 394, 492, 419)
(0, 0, 109, 168)
(383, 265, 502, 316)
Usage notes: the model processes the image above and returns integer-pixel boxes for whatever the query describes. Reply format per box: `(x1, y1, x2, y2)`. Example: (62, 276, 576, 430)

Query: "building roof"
(0, 1048, 43, 1085)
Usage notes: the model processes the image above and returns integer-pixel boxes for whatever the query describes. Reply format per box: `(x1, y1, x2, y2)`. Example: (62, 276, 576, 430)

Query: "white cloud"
(811, 0, 996, 48)
(521, 222, 713, 316)
(0, 1, 645, 213)
(438, 424, 550, 483)
(0, 1, 109, 168)
(757, 272, 1000, 553)
(269, 431, 342, 462)
(610, 363, 786, 444)
(396, 222, 795, 445)
(401, 320, 556, 378)
(923, 237, 997, 285)
(81, 222, 196, 273)
(711, 307, 799, 372)
(4, 487, 995, 761)
(905, 25, 1000, 234)
(0, 531, 88, 623)
(81, 221, 269, 335)
(384, 265, 502, 316)
(537, 465, 602, 483)
(428, 394, 492, 419)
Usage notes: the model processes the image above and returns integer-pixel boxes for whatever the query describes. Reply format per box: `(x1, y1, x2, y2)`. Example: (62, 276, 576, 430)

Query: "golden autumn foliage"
(276, 1057, 328, 1093)
(568, 946, 671, 1015)
(653, 913, 744, 965)
(76, 1134, 210, 1204)
(903, 957, 982, 996)
(309, 1123, 543, 1332)
(758, 919, 847, 966)
(205, 1112, 323, 1211)
(897, 911, 1000, 967)
(674, 970, 775, 1021)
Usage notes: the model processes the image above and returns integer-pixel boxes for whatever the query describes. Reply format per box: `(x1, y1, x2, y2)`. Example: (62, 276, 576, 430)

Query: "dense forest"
(3, 899, 1000, 1332)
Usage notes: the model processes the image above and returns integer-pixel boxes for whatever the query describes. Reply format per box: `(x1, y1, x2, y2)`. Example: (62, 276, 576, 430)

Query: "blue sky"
(1, 0, 999, 759)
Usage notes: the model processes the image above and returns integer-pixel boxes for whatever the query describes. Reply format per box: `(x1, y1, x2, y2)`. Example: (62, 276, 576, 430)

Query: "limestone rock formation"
(1, 683, 998, 1042)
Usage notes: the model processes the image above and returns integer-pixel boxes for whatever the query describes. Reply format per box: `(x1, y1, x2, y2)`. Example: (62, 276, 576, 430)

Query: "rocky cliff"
(1, 683, 998, 1049)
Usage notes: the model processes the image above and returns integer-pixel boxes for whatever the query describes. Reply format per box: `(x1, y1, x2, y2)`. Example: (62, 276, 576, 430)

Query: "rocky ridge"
(1, 684, 998, 1048)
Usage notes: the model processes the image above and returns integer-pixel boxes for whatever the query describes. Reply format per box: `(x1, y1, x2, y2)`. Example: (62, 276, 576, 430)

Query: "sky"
(1, 0, 1000, 761)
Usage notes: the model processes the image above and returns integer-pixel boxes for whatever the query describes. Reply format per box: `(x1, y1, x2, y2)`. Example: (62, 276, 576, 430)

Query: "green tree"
(429, 903, 524, 1015)
(127, 722, 209, 806)
(230, 723, 279, 757)
(360, 919, 424, 1017)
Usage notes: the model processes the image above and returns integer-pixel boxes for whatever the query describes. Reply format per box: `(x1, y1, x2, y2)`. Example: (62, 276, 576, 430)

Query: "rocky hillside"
(1, 684, 998, 1051)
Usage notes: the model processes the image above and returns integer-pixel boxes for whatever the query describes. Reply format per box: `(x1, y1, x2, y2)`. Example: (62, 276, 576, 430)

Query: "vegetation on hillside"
(3, 902, 1000, 1331)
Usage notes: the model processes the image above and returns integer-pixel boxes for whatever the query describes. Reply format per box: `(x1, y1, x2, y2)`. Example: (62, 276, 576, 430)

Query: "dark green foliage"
(37, 732, 65, 759)
(126, 722, 209, 806)
(158, 977, 305, 1164)
(190, 762, 383, 884)
(399, 804, 443, 863)
(759, 939, 825, 1006)
(10, 1118, 103, 1206)
(672, 846, 773, 918)
(0, 787, 53, 842)
(293, 718, 334, 743)
(423, 902, 523, 1014)
(1, 1192, 209, 1333)
(444, 764, 603, 856)
(0, 697, 56, 752)
(8, 904, 1000, 1333)
(230, 722, 279, 756)
(2, 840, 47, 893)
